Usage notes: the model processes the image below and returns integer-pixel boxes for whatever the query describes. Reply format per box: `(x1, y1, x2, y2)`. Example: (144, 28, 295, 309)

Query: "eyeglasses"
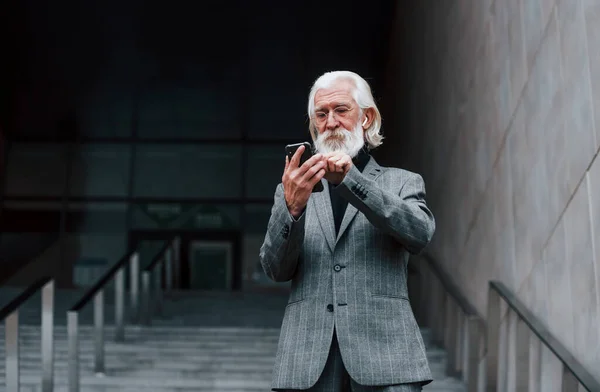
(312, 107, 354, 125)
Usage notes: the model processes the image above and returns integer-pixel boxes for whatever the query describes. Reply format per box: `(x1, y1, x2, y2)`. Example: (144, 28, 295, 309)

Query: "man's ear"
(362, 107, 376, 129)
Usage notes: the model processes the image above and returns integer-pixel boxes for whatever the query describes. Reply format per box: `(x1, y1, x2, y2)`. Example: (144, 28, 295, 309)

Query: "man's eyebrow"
(315, 102, 352, 111)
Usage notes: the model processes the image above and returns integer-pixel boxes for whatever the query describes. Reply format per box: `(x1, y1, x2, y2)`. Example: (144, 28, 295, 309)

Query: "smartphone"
(285, 142, 324, 192)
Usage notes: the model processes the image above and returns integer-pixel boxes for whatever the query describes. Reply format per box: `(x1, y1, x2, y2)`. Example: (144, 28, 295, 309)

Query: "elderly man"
(259, 71, 435, 392)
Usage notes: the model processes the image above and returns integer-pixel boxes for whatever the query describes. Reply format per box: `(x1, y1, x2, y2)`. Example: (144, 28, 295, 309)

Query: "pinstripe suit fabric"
(274, 331, 423, 391)
(260, 156, 435, 391)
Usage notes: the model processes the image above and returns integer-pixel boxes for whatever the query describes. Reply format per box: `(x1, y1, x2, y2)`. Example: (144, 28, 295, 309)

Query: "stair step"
(1, 389, 263, 392)
(0, 345, 279, 354)
(0, 324, 282, 333)
(0, 369, 270, 380)
(0, 289, 465, 391)
(0, 366, 451, 382)
(0, 360, 275, 372)
(0, 373, 272, 390)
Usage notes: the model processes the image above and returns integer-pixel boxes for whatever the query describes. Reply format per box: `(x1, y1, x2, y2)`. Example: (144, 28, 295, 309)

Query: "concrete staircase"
(0, 288, 465, 391)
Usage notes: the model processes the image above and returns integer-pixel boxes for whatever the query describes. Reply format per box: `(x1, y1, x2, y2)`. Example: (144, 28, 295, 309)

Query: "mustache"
(324, 129, 347, 139)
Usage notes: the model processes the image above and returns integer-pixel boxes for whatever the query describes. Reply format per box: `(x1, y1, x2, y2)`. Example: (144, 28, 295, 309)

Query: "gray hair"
(307, 71, 384, 150)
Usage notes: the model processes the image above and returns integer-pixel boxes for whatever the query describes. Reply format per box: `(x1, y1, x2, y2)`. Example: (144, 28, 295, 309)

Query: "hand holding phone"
(284, 142, 324, 193)
(282, 142, 326, 218)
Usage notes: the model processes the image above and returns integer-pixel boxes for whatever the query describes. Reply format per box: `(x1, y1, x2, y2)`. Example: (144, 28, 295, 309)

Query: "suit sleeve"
(335, 166, 435, 254)
(259, 183, 305, 282)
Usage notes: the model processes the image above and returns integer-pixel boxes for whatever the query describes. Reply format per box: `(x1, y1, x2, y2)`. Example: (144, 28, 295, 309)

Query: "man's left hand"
(323, 152, 353, 185)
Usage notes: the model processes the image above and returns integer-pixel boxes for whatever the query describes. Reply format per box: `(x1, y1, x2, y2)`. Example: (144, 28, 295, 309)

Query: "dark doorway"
(128, 229, 242, 291)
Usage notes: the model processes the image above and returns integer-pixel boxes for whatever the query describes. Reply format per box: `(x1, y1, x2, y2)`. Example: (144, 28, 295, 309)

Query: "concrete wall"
(384, 0, 600, 378)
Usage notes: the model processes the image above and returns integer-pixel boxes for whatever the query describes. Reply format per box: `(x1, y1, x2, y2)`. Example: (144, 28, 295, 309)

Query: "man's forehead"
(314, 80, 356, 108)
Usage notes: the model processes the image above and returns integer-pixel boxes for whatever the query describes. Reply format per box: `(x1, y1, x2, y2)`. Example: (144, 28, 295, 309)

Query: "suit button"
(326, 304, 334, 312)
(333, 264, 342, 272)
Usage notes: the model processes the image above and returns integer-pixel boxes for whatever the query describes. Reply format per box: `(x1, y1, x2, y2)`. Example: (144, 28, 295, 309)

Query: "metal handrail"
(70, 249, 135, 312)
(417, 254, 486, 392)
(487, 280, 600, 392)
(417, 254, 600, 392)
(0, 235, 60, 287)
(141, 239, 176, 325)
(0, 276, 55, 392)
(66, 236, 179, 392)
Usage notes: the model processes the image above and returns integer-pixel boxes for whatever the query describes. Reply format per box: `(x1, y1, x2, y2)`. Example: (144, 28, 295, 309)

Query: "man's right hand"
(282, 145, 326, 219)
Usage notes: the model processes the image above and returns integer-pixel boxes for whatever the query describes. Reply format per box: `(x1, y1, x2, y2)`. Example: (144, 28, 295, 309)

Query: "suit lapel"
(335, 156, 384, 244)
(310, 180, 336, 252)
(336, 203, 358, 244)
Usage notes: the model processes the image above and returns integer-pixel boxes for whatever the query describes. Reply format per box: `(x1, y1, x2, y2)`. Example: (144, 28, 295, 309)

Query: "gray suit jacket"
(259, 156, 435, 390)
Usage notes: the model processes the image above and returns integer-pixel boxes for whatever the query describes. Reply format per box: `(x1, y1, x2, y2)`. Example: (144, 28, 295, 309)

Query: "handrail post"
(513, 316, 530, 390)
(129, 252, 139, 323)
(462, 316, 480, 392)
(93, 290, 105, 375)
(429, 274, 442, 344)
(423, 265, 437, 330)
(165, 248, 173, 293)
(505, 309, 517, 391)
(455, 310, 464, 374)
(67, 311, 79, 392)
(115, 266, 125, 341)
(5, 310, 19, 392)
(41, 279, 55, 392)
(444, 295, 457, 376)
(435, 279, 446, 345)
(154, 264, 163, 316)
(486, 287, 501, 391)
(419, 263, 430, 328)
(528, 333, 541, 392)
(562, 364, 579, 391)
(142, 271, 151, 325)
(497, 309, 509, 392)
(477, 332, 487, 392)
(173, 237, 181, 289)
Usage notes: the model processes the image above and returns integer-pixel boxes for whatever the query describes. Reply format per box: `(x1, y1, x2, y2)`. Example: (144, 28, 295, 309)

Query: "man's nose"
(326, 112, 339, 129)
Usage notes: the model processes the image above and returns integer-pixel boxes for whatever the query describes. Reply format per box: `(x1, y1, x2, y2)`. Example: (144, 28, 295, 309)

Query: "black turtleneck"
(329, 147, 370, 235)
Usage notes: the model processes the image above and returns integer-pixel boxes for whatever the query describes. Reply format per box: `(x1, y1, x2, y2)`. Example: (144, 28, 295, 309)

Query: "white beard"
(313, 122, 365, 158)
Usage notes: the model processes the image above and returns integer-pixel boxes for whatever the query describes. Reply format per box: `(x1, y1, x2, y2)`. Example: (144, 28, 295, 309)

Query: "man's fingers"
(323, 151, 342, 159)
(304, 152, 323, 167)
(326, 154, 347, 172)
(289, 145, 305, 168)
(313, 168, 326, 184)
(303, 159, 326, 182)
(336, 156, 348, 172)
(308, 168, 326, 187)
(297, 152, 323, 176)
(338, 155, 352, 172)
(327, 157, 337, 173)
